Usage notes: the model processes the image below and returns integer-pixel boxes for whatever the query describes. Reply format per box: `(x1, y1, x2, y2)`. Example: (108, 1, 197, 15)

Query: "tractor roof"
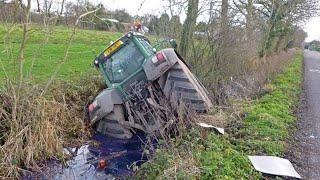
(93, 32, 149, 66)
(105, 31, 147, 52)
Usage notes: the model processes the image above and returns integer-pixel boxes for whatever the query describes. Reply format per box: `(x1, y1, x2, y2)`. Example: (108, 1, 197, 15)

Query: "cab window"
(103, 41, 144, 83)
(138, 37, 154, 55)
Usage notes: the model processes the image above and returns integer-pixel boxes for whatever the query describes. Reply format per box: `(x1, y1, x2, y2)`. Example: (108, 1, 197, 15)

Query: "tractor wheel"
(158, 59, 213, 112)
(95, 105, 133, 139)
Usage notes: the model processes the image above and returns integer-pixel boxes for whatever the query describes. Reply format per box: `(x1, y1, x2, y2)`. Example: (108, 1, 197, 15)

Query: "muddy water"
(25, 132, 147, 179)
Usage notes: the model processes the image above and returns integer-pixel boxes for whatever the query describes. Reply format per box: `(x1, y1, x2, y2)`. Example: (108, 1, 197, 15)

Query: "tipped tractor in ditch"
(88, 32, 212, 139)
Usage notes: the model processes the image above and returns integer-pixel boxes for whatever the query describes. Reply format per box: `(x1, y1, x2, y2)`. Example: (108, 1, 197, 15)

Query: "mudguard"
(143, 48, 178, 81)
(89, 88, 124, 125)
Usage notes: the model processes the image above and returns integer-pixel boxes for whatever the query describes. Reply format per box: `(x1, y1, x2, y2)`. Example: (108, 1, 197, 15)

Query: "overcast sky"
(102, 0, 167, 16)
(31, 0, 320, 42)
(302, 16, 320, 42)
(102, 0, 320, 42)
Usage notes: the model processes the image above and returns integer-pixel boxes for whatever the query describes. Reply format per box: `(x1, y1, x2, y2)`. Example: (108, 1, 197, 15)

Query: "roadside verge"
(137, 50, 303, 179)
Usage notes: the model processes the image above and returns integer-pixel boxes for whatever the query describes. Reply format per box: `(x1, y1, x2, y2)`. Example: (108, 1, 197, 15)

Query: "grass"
(0, 23, 303, 178)
(137, 51, 303, 179)
(0, 24, 120, 178)
(0, 23, 169, 178)
(0, 77, 105, 178)
(0, 24, 122, 83)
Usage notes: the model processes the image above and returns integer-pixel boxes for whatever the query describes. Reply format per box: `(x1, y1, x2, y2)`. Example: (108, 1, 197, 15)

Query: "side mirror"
(92, 58, 99, 68)
(169, 39, 178, 49)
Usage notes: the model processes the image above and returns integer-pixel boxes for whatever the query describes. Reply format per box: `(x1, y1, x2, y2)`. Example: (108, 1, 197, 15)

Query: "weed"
(136, 51, 303, 179)
(0, 74, 105, 178)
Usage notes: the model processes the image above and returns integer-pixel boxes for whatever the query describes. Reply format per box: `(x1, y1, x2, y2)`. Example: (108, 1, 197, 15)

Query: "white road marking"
(309, 69, 320, 73)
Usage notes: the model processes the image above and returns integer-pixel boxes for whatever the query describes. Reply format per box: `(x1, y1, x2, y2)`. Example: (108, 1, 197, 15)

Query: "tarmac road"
(304, 50, 320, 179)
(289, 50, 320, 179)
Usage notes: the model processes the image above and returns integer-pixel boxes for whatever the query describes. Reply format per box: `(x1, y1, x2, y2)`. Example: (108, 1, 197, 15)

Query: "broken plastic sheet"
(197, 122, 225, 135)
(248, 156, 301, 179)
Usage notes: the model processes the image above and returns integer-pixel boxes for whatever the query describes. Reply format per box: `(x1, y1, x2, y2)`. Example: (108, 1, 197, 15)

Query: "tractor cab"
(94, 32, 152, 89)
(93, 32, 177, 99)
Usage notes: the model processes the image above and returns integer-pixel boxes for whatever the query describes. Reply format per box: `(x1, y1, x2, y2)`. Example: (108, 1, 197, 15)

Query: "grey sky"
(303, 16, 320, 42)
(101, 0, 320, 42)
(31, 0, 320, 42)
(102, 0, 167, 16)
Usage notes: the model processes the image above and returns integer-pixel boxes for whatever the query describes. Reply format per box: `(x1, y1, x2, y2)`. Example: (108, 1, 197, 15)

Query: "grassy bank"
(138, 51, 303, 179)
(0, 24, 122, 83)
(0, 24, 114, 177)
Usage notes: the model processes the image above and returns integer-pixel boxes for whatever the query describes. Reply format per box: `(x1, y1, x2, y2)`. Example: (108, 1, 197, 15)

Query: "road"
(289, 50, 320, 179)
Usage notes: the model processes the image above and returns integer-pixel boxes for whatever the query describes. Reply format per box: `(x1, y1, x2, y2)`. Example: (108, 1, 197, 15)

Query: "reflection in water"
(25, 132, 147, 180)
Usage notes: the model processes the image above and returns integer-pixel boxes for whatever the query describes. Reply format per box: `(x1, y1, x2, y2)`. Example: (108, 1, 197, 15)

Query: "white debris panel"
(197, 122, 225, 135)
(248, 156, 301, 179)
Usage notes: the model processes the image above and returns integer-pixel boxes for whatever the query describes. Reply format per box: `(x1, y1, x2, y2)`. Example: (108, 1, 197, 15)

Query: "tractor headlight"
(88, 100, 98, 112)
(93, 59, 99, 68)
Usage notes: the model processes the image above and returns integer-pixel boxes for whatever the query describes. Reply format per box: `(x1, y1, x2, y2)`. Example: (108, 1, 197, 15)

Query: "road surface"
(288, 50, 320, 179)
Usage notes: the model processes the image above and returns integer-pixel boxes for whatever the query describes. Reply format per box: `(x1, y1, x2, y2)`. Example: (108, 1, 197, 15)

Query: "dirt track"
(287, 50, 320, 179)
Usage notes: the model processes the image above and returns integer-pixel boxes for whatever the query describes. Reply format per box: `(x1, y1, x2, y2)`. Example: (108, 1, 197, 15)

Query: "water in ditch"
(24, 132, 148, 180)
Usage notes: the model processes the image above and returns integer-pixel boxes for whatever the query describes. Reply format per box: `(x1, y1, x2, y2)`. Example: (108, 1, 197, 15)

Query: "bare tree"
(56, 0, 66, 25)
(212, 0, 229, 104)
(232, 0, 254, 38)
(179, 0, 199, 58)
(220, 0, 228, 41)
(246, 0, 253, 40)
(43, 0, 53, 17)
(36, 0, 40, 12)
(256, 0, 320, 56)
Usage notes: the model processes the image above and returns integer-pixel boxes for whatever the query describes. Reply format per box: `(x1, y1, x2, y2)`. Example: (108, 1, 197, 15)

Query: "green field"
(0, 24, 122, 83)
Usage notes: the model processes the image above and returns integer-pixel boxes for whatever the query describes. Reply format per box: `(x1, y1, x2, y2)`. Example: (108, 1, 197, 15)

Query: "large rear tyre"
(95, 105, 133, 139)
(158, 59, 213, 112)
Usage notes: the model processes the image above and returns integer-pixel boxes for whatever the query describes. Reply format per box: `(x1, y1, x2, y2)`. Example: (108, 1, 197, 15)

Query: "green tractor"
(88, 32, 212, 139)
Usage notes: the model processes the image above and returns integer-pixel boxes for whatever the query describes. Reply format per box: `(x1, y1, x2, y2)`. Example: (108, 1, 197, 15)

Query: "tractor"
(88, 32, 212, 139)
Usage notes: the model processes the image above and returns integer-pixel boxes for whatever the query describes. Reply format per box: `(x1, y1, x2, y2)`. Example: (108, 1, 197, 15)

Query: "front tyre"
(95, 105, 133, 139)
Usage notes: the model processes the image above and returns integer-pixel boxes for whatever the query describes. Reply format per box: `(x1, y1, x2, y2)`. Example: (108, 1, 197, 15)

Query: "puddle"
(24, 132, 148, 179)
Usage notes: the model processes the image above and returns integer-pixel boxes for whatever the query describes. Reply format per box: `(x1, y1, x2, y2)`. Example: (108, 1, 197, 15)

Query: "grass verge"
(137, 50, 303, 179)
(0, 24, 122, 83)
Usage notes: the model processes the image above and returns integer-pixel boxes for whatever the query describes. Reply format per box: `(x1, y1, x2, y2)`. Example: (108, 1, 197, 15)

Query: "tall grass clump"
(0, 77, 104, 178)
(0, 3, 106, 177)
(0, 83, 67, 177)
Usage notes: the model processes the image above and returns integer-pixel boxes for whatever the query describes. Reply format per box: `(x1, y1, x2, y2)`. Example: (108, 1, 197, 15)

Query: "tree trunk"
(221, 0, 228, 35)
(179, 0, 199, 58)
(56, 0, 66, 25)
(246, 0, 253, 41)
(213, 0, 229, 105)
